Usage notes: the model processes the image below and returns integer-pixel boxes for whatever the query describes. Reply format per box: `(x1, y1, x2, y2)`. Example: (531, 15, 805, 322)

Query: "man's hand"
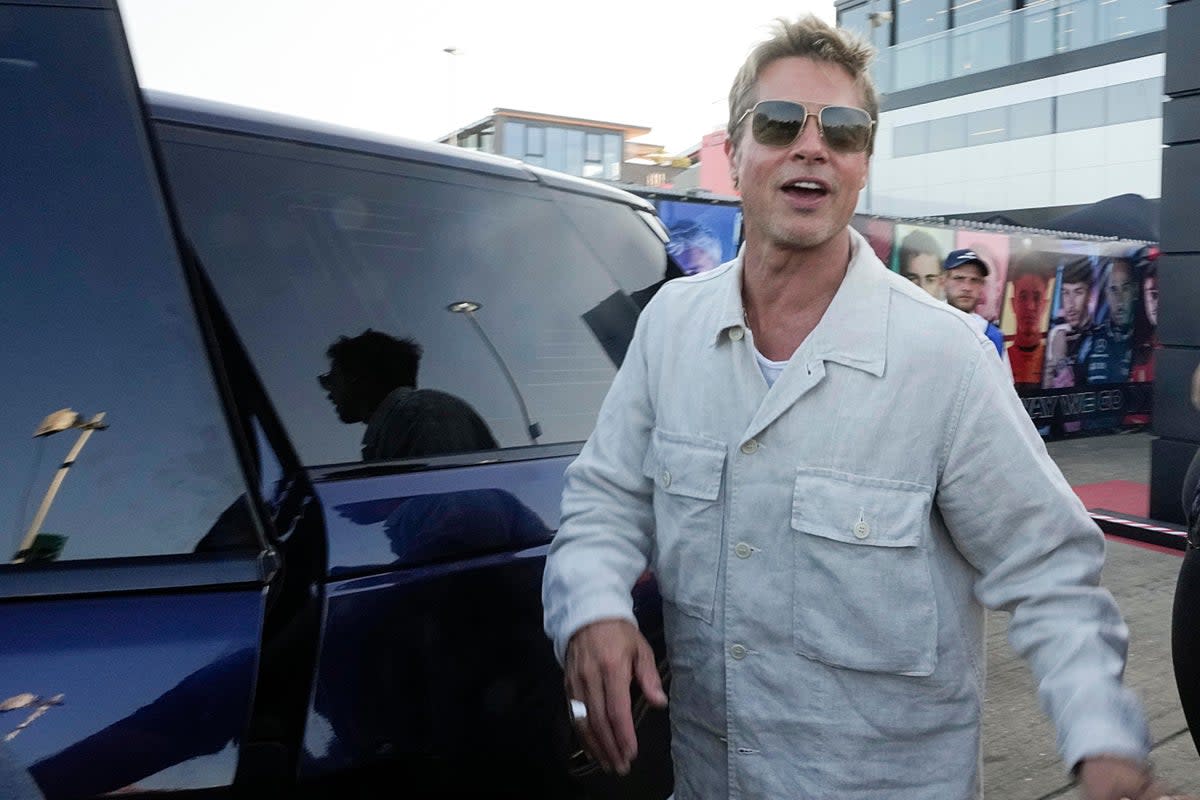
(1077, 755, 1192, 800)
(564, 619, 668, 776)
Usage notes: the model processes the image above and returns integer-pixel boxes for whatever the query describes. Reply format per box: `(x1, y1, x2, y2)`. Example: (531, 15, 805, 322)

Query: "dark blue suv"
(0, 2, 677, 797)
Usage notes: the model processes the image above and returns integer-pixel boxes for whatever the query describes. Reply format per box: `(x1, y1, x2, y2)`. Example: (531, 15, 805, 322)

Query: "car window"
(157, 125, 671, 467)
(0, 6, 252, 565)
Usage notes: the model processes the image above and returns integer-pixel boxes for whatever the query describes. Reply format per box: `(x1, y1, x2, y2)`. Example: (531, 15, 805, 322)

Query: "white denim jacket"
(542, 228, 1149, 799)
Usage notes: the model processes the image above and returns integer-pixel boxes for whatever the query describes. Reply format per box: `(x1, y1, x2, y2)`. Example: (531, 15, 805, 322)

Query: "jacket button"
(853, 520, 871, 539)
(661, 470, 671, 488)
(729, 327, 744, 341)
(729, 644, 747, 660)
(734, 542, 752, 559)
(740, 439, 758, 454)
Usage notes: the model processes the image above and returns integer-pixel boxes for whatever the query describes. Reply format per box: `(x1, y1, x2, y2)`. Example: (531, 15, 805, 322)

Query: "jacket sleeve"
(935, 348, 1150, 771)
(542, 300, 660, 664)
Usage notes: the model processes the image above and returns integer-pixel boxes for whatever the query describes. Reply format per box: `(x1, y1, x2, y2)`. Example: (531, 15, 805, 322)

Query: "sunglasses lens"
(751, 101, 807, 147)
(819, 106, 873, 152)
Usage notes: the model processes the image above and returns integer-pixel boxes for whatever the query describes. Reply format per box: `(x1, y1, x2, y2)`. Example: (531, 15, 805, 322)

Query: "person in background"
(942, 247, 1006, 361)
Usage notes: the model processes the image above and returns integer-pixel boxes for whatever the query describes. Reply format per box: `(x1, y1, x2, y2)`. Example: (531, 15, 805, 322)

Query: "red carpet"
(1073, 480, 1150, 517)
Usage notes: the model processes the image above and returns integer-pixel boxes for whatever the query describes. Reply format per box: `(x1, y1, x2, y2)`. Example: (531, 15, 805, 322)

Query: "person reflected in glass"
(320, 330, 497, 460)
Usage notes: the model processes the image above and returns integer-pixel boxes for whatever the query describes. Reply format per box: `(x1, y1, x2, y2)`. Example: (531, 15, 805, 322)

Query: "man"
(898, 228, 944, 299)
(943, 247, 1005, 359)
(543, 15, 1166, 800)
(320, 329, 497, 460)
(1045, 256, 1096, 388)
(1085, 255, 1139, 385)
(1002, 252, 1052, 389)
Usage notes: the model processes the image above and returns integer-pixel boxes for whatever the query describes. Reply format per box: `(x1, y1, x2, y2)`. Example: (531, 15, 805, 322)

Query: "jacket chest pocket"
(642, 428, 727, 624)
(790, 468, 937, 676)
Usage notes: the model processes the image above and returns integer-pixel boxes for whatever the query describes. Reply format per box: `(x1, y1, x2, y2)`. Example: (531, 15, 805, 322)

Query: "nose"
(786, 112, 828, 160)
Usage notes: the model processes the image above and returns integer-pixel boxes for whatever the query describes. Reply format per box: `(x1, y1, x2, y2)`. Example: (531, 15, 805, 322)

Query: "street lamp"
(12, 408, 107, 563)
(447, 301, 541, 444)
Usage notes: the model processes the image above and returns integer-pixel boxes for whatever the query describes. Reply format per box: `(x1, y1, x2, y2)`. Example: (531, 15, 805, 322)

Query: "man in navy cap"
(944, 248, 1006, 360)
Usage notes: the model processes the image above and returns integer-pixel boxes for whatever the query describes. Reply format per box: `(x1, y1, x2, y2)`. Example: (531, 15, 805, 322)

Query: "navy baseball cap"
(943, 248, 989, 276)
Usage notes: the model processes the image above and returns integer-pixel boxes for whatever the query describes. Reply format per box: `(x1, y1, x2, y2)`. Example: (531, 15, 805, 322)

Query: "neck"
(740, 228, 852, 361)
(741, 228, 851, 315)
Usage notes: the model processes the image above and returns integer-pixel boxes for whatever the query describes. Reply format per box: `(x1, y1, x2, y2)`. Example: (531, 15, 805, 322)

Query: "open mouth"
(781, 179, 830, 202)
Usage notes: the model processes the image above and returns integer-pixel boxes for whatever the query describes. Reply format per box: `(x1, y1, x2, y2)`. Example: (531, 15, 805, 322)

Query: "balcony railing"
(873, 0, 1164, 94)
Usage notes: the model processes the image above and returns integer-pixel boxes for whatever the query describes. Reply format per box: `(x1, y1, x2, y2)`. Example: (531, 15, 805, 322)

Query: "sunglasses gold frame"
(736, 100, 875, 153)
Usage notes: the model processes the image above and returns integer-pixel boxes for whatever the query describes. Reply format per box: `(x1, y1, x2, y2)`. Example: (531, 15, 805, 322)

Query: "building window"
(545, 127, 566, 172)
(966, 106, 1007, 146)
(892, 121, 929, 157)
(526, 126, 545, 157)
(583, 133, 604, 178)
(928, 113, 967, 151)
(896, 0, 950, 42)
(502, 121, 525, 158)
(1008, 97, 1054, 139)
(566, 130, 585, 176)
(1106, 78, 1162, 125)
(603, 134, 622, 181)
(1056, 86, 1106, 133)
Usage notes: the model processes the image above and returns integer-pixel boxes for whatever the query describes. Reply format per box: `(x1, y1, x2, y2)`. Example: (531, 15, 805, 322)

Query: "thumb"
(634, 636, 668, 708)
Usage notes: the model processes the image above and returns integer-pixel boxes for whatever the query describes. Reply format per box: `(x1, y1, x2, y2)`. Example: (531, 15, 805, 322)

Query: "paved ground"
(984, 431, 1199, 798)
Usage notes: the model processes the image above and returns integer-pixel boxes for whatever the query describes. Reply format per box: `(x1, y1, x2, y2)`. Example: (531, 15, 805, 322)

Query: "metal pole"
(13, 413, 105, 563)
(464, 311, 540, 443)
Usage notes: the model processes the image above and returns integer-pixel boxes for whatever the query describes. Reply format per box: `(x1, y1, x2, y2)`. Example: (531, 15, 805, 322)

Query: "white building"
(836, 0, 1165, 226)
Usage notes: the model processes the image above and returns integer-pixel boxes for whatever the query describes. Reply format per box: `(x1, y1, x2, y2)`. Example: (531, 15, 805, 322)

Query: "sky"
(116, 0, 835, 154)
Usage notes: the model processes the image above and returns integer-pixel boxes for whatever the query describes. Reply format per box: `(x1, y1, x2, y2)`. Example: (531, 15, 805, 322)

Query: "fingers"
(634, 634, 669, 708)
(564, 620, 656, 776)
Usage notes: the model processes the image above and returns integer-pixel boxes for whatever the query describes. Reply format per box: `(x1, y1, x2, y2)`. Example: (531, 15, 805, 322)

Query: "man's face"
(944, 262, 986, 313)
(1106, 259, 1137, 330)
(1144, 274, 1159, 326)
(726, 57, 869, 255)
(1060, 281, 1091, 331)
(1011, 275, 1048, 333)
(902, 253, 943, 299)
(319, 362, 365, 424)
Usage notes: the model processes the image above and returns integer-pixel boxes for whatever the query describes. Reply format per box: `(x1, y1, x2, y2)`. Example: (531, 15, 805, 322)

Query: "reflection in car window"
(158, 126, 670, 466)
(0, 7, 251, 564)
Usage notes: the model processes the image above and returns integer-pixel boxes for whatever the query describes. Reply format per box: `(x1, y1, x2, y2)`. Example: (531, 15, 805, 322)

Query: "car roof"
(144, 90, 654, 212)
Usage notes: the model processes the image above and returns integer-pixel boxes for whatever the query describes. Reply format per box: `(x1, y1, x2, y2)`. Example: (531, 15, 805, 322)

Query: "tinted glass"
(1009, 97, 1054, 139)
(892, 121, 929, 157)
(967, 107, 1008, 146)
(1057, 86, 1106, 132)
(1106, 78, 1163, 125)
(928, 113, 967, 151)
(0, 7, 249, 564)
(158, 127, 670, 466)
(896, 0, 950, 42)
(545, 126, 566, 172)
(502, 121, 525, 158)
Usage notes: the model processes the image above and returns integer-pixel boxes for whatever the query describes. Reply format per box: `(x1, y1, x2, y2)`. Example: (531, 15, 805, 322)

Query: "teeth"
(788, 181, 823, 190)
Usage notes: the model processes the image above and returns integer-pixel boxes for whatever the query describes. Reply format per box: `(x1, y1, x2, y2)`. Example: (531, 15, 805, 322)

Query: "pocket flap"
(791, 468, 932, 547)
(642, 428, 726, 501)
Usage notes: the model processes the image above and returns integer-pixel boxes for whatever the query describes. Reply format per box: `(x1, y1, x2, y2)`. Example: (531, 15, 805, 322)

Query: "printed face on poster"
(656, 200, 742, 276)
(893, 224, 954, 300)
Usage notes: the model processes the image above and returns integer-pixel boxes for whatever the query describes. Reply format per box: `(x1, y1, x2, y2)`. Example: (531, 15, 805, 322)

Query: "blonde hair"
(727, 15, 879, 154)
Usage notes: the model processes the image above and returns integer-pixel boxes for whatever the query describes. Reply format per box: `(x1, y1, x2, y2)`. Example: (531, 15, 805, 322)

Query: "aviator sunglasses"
(738, 99, 874, 153)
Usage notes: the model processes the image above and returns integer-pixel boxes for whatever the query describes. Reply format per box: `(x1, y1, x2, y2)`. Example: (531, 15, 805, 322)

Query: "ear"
(724, 136, 740, 190)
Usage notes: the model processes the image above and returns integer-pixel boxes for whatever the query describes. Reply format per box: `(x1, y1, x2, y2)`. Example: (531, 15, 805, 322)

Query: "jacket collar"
(711, 226, 890, 377)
